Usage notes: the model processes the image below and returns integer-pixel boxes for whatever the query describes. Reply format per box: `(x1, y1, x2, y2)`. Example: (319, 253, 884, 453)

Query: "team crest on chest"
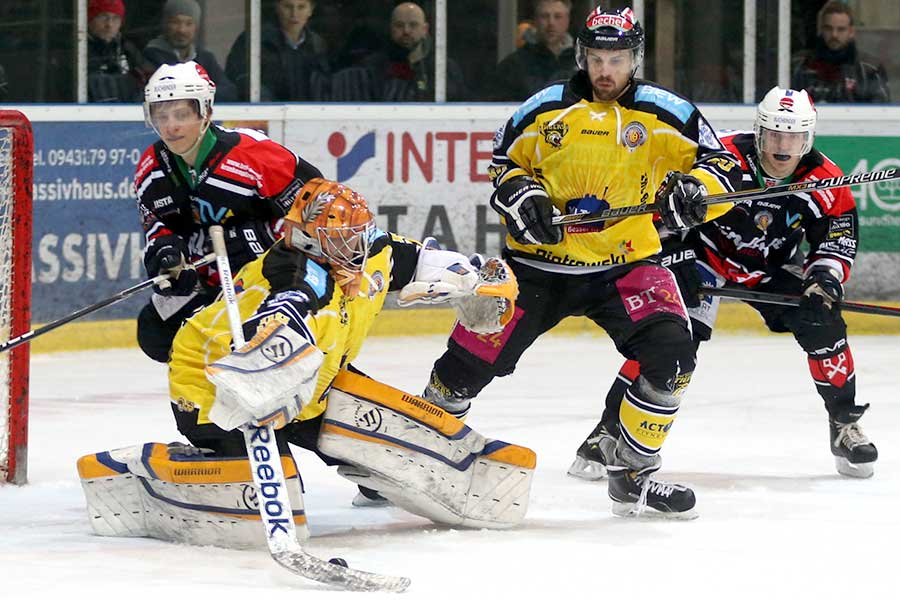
(540, 121, 569, 148)
(366, 270, 385, 299)
(622, 121, 648, 150)
(754, 210, 774, 231)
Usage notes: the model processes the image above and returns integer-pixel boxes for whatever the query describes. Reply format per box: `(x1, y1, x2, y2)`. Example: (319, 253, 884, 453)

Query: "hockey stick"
(700, 286, 900, 317)
(208, 225, 411, 593)
(0, 253, 215, 354)
(551, 168, 900, 227)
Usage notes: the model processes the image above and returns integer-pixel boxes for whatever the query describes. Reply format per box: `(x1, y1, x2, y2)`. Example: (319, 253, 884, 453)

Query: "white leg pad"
(319, 371, 536, 529)
(77, 442, 308, 549)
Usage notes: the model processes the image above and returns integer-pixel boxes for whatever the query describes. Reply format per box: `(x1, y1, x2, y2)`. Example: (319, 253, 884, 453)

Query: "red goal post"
(0, 110, 32, 485)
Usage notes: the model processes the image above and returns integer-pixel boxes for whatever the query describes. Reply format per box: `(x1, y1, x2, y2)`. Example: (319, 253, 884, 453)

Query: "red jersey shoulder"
(795, 150, 855, 215)
(212, 129, 298, 195)
(133, 145, 159, 188)
(719, 131, 753, 171)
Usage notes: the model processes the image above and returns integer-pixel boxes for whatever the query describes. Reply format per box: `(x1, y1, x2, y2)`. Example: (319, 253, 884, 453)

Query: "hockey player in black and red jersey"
(421, 6, 741, 519)
(568, 86, 878, 482)
(134, 60, 322, 364)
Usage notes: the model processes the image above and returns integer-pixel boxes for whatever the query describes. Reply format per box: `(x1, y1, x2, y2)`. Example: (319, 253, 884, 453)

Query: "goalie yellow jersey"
(490, 72, 741, 271)
(169, 233, 417, 425)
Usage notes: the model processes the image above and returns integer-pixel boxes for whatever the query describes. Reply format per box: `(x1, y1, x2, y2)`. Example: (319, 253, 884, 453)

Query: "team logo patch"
(354, 405, 383, 431)
(564, 194, 609, 234)
(367, 270, 385, 299)
(241, 484, 259, 510)
(619, 239, 635, 254)
(622, 122, 648, 150)
(754, 210, 774, 231)
(540, 121, 569, 148)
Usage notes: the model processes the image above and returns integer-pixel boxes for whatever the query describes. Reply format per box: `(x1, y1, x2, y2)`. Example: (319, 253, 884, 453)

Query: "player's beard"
(592, 76, 627, 102)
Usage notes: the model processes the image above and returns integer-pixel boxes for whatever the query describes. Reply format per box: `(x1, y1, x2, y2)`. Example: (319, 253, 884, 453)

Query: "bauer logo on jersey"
(622, 122, 648, 150)
(540, 121, 569, 148)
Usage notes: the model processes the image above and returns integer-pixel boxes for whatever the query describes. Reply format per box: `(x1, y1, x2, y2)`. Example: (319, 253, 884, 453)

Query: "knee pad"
(631, 320, 696, 393)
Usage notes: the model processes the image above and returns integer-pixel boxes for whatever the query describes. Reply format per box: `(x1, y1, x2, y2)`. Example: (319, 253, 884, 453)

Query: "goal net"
(0, 110, 33, 484)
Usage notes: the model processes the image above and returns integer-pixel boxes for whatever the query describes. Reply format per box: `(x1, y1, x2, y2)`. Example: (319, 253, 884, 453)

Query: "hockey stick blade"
(700, 286, 900, 317)
(273, 549, 411, 592)
(0, 253, 215, 353)
(209, 226, 410, 593)
(551, 168, 900, 227)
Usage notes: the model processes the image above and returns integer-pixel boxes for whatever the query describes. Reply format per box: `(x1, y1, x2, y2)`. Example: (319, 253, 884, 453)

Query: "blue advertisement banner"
(31, 122, 156, 322)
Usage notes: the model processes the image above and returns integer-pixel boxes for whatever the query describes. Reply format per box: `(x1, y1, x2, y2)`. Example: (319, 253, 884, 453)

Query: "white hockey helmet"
(755, 86, 817, 157)
(143, 61, 216, 129)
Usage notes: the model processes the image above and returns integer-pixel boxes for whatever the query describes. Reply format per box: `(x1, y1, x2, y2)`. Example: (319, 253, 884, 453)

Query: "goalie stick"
(208, 225, 411, 593)
(0, 253, 215, 353)
(700, 286, 900, 318)
(550, 168, 900, 227)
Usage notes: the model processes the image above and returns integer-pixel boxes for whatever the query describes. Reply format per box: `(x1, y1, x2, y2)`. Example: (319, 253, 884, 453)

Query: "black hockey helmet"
(575, 6, 644, 72)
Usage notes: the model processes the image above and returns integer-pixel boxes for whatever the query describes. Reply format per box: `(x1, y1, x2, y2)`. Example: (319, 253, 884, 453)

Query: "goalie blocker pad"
(318, 370, 536, 529)
(76, 442, 307, 549)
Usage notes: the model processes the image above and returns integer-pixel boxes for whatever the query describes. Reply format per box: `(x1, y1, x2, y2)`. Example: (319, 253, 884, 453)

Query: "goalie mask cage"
(0, 110, 32, 485)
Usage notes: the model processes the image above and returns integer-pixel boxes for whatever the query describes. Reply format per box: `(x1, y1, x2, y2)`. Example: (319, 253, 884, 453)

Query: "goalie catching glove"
(397, 240, 518, 334)
(206, 320, 324, 431)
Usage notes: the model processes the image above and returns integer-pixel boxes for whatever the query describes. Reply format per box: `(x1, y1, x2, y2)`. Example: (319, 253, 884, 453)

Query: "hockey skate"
(830, 405, 878, 478)
(567, 422, 616, 481)
(607, 457, 697, 520)
(352, 485, 392, 508)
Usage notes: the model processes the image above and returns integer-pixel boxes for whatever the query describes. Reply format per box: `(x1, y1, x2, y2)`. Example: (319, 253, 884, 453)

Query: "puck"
(328, 557, 348, 568)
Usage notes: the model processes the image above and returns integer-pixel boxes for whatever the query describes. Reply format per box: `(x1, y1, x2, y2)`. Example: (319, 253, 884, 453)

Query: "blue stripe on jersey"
(635, 85, 694, 124)
(511, 84, 566, 127)
(304, 260, 328, 297)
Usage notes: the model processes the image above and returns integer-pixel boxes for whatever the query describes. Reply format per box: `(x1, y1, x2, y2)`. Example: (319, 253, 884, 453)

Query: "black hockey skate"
(352, 485, 392, 508)
(607, 463, 697, 519)
(567, 422, 617, 481)
(830, 405, 878, 478)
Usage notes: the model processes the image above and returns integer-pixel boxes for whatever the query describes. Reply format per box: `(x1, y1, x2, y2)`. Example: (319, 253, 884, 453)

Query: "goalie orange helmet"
(283, 178, 376, 298)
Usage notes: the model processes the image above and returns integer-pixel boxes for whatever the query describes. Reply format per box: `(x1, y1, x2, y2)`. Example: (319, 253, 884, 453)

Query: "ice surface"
(2, 333, 897, 598)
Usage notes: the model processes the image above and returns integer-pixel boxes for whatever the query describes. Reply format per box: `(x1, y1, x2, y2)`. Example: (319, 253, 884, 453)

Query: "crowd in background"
(0, 0, 892, 105)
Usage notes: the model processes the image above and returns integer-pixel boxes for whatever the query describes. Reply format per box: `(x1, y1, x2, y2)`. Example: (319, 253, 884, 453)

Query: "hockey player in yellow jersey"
(78, 178, 534, 549)
(423, 6, 742, 519)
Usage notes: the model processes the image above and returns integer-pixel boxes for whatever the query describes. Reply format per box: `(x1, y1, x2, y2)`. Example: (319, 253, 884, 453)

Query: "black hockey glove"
(223, 221, 278, 272)
(654, 172, 708, 232)
(144, 235, 198, 296)
(490, 176, 562, 246)
(657, 240, 702, 308)
(798, 267, 843, 325)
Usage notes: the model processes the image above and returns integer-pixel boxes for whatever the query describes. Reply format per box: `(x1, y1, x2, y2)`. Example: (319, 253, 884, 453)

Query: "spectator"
(143, 0, 238, 101)
(225, 0, 330, 101)
(332, 2, 466, 102)
(791, 1, 889, 103)
(87, 0, 151, 102)
(488, 0, 576, 101)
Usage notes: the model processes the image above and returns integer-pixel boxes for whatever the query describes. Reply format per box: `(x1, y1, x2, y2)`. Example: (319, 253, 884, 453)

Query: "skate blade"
(351, 491, 392, 508)
(834, 457, 875, 479)
(567, 456, 608, 481)
(611, 501, 699, 521)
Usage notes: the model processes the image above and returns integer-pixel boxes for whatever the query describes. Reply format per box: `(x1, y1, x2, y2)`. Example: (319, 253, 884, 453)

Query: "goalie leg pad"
(318, 370, 536, 529)
(77, 442, 308, 549)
